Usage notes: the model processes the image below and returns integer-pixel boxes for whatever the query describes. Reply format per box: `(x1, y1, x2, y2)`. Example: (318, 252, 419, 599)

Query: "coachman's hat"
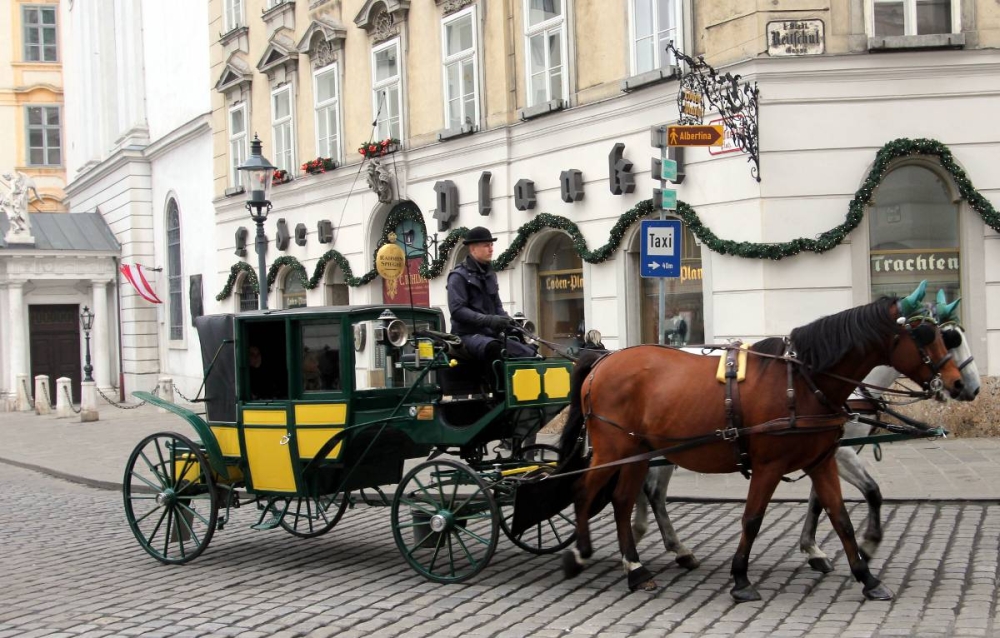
(463, 226, 498, 245)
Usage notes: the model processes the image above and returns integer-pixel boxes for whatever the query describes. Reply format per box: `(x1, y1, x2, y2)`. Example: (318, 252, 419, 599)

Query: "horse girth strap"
(723, 344, 750, 478)
(566, 413, 846, 483)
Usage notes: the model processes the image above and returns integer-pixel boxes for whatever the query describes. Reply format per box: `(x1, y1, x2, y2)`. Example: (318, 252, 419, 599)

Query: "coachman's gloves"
(487, 315, 515, 331)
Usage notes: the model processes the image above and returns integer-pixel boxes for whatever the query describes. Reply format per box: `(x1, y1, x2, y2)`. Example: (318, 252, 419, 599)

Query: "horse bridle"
(938, 320, 975, 372)
(890, 315, 953, 396)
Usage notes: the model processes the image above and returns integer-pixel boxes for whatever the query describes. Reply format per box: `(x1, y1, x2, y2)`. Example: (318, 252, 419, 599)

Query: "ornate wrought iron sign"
(668, 42, 761, 182)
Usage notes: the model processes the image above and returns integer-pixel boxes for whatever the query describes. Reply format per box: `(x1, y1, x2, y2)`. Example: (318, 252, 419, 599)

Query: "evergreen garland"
(217, 138, 995, 298)
(267, 256, 310, 291)
(216, 262, 258, 301)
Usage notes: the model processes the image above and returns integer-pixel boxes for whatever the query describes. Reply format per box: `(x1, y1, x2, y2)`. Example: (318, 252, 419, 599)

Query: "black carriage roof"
(230, 304, 443, 319)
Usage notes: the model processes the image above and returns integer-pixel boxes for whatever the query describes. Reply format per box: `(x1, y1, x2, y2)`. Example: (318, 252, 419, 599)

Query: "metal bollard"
(16, 372, 32, 412)
(55, 377, 74, 418)
(80, 381, 99, 422)
(34, 375, 51, 415)
(158, 377, 174, 413)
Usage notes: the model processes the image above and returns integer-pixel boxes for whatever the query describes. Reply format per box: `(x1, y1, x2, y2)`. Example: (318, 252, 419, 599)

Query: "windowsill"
(868, 33, 965, 51)
(12, 60, 60, 67)
(262, 0, 294, 21)
(519, 98, 566, 121)
(621, 66, 676, 93)
(219, 25, 249, 46)
(225, 185, 246, 198)
(437, 123, 477, 142)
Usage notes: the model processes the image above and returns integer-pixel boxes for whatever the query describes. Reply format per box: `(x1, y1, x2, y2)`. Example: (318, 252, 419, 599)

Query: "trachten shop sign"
(870, 250, 959, 274)
(767, 20, 825, 57)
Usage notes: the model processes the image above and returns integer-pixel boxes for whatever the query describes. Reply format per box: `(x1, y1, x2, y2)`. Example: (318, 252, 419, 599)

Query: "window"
(868, 164, 960, 309)
(314, 65, 341, 161)
(238, 275, 259, 312)
(872, 0, 957, 36)
(536, 234, 584, 350)
(639, 223, 704, 345)
(22, 5, 57, 62)
(442, 7, 479, 130)
(524, 0, 567, 107)
(282, 271, 307, 309)
(301, 323, 342, 392)
(25, 106, 61, 166)
(372, 39, 402, 140)
(630, 0, 680, 75)
(166, 200, 184, 341)
(224, 0, 244, 32)
(229, 104, 248, 189)
(271, 85, 295, 173)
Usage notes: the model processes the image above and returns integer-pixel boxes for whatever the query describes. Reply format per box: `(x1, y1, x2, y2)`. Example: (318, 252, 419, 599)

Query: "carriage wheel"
(496, 444, 577, 554)
(391, 459, 499, 584)
(123, 432, 218, 564)
(278, 492, 350, 538)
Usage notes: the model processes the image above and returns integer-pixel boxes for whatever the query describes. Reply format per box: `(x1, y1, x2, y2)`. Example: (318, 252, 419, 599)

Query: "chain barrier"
(62, 385, 83, 414)
(171, 383, 197, 403)
(96, 384, 159, 409)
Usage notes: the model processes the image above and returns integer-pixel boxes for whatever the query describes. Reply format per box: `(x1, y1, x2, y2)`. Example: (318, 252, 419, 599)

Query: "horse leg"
(646, 464, 699, 570)
(798, 487, 834, 573)
(731, 467, 783, 603)
(632, 470, 652, 544)
(562, 466, 617, 580)
(808, 454, 893, 601)
(612, 461, 657, 591)
(837, 447, 884, 562)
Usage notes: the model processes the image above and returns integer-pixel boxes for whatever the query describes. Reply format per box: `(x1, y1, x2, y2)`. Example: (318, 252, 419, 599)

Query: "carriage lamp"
(238, 134, 277, 310)
(512, 312, 536, 335)
(80, 305, 94, 382)
(375, 309, 410, 348)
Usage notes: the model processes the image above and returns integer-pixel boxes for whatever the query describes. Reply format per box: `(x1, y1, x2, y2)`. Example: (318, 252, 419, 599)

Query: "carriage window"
(640, 222, 704, 345)
(301, 323, 341, 392)
(868, 164, 960, 316)
(243, 322, 288, 401)
(536, 234, 584, 351)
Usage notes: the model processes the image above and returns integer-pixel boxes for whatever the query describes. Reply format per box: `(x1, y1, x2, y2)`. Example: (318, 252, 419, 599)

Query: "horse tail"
(559, 348, 605, 463)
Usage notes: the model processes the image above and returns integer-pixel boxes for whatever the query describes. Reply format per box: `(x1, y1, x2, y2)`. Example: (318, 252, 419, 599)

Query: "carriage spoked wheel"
(277, 492, 350, 538)
(123, 432, 218, 564)
(496, 444, 577, 555)
(391, 459, 499, 583)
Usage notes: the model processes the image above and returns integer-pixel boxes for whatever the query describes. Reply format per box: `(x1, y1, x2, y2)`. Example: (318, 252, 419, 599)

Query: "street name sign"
(640, 219, 682, 278)
(653, 187, 677, 210)
(667, 125, 725, 147)
(651, 157, 678, 181)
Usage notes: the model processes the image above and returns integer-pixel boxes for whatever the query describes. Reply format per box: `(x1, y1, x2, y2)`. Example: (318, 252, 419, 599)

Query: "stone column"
(80, 381, 99, 422)
(55, 377, 74, 418)
(8, 282, 26, 407)
(34, 375, 51, 415)
(92, 280, 111, 389)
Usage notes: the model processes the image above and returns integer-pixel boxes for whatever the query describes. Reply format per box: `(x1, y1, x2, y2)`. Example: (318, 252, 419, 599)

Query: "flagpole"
(114, 257, 125, 402)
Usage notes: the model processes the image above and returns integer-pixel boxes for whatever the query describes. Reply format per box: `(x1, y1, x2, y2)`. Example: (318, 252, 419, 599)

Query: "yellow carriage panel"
(210, 424, 242, 457)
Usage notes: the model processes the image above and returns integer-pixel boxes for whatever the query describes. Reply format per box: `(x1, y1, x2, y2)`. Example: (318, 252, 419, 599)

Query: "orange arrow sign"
(667, 125, 725, 147)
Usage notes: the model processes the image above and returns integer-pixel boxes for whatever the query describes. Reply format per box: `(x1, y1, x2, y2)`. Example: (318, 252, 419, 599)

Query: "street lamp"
(80, 305, 94, 382)
(238, 134, 277, 310)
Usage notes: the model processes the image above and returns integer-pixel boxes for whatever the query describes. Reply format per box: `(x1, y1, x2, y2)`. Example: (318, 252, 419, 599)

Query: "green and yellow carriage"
(123, 304, 574, 582)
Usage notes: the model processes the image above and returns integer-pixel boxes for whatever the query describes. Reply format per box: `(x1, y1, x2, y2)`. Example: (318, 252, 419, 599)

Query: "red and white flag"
(120, 263, 163, 304)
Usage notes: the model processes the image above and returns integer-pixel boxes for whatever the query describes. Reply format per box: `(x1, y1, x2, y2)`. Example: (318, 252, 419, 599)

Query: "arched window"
(536, 233, 584, 349)
(166, 199, 183, 340)
(282, 269, 308, 309)
(325, 263, 349, 306)
(868, 164, 960, 311)
(237, 273, 259, 312)
(637, 222, 704, 345)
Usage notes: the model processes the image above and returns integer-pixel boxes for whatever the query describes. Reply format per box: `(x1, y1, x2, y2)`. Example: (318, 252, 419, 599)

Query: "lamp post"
(80, 305, 94, 382)
(238, 134, 277, 310)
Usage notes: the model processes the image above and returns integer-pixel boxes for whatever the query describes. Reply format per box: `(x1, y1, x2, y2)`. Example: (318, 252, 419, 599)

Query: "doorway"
(29, 305, 82, 405)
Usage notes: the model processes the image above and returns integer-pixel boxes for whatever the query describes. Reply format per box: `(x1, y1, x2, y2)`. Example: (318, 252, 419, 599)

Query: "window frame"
(271, 84, 296, 173)
(313, 63, 343, 163)
(228, 102, 248, 189)
(166, 199, 184, 342)
(522, 0, 569, 108)
(627, 0, 683, 77)
(371, 37, 404, 141)
(224, 0, 245, 33)
(441, 6, 480, 131)
(866, 0, 961, 37)
(22, 4, 58, 63)
(24, 104, 62, 167)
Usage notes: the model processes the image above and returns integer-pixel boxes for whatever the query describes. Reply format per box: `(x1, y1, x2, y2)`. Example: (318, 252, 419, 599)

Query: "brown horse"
(558, 293, 965, 602)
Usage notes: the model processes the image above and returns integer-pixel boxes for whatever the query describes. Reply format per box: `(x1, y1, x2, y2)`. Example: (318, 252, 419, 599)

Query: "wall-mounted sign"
(870, 250, 959, 275)
(767, 20, 825, 57)
(543, 272, 584, 292)
(375, 232, 406, 294)
(667, 125, 724, 147)
(708, 116, 743, 156)
(677, 75, 705, 125)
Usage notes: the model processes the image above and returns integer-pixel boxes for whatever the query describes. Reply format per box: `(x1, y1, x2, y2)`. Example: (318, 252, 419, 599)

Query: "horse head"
(888, 281, 965, 400)
(930, 289, 980, 400)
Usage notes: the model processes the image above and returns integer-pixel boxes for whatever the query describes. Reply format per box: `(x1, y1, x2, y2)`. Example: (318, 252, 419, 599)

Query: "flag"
(120, 263, 163, 304)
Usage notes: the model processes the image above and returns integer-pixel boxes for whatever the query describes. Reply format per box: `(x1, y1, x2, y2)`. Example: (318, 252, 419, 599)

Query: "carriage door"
(29, 305, 82, 405)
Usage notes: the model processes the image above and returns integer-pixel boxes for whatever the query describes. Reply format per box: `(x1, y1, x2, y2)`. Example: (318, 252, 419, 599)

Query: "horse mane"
(786, 297, 898, 372)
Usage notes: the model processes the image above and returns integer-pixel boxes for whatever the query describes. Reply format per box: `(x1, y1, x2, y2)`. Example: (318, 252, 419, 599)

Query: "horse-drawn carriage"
(123, 304, 574, 582)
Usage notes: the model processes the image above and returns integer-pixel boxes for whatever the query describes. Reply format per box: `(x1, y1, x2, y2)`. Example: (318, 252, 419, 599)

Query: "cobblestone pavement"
(2, 463, 998, 638)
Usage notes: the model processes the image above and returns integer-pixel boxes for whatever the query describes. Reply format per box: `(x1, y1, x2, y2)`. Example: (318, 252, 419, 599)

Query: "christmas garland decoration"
(217, 138, 995, 299)
(266, 256, 310, 291)
(216, 262, 258, 301)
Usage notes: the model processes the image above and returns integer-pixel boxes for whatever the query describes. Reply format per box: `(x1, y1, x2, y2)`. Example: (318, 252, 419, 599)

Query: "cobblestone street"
(2, 463, 998, 638)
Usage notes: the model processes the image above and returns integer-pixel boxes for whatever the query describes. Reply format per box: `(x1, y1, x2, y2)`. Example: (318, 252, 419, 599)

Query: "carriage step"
(250, 503, 285, 530)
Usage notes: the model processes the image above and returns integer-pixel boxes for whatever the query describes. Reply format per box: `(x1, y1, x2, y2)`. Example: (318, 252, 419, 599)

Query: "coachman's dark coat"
(447, 255, 535, 359)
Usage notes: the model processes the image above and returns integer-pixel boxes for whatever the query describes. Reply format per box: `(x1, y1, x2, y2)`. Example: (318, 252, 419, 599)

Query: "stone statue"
(1, 171, 39, 239)
(365, 158, 394, 204)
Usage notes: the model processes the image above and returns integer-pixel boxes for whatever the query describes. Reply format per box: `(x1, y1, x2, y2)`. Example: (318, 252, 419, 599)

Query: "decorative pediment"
(257, 29, 299, 74)
(215, 53, 253, 93)
(296, 17, 347, 69)
(354, 0, 409, 42)
(434, 0, 474, 15)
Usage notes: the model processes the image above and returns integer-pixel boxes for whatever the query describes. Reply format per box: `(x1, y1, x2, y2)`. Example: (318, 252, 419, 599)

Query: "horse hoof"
(863, 583, 894, 601)
(675, 554, 700, 570)
(731, 585, 762, 603)
(627, 566, 655, 591)
(562, 551, 583, 579)
(808, 557, 834, 574)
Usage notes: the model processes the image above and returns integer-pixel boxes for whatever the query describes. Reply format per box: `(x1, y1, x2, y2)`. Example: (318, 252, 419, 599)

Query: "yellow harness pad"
(716, 343, 749, 383)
